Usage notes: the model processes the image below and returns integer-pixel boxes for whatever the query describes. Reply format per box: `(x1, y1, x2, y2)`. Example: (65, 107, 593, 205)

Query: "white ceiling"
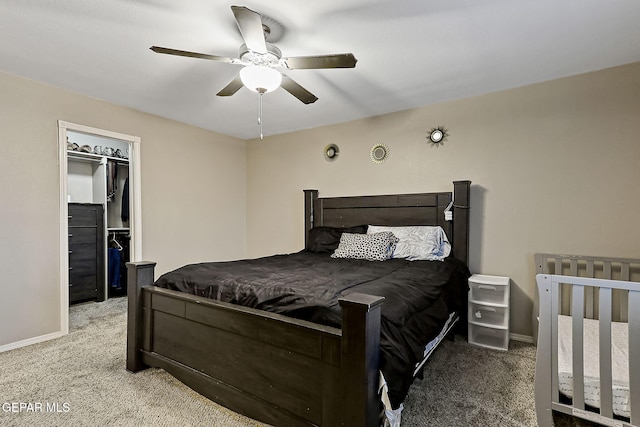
(2, 0, 640, 140)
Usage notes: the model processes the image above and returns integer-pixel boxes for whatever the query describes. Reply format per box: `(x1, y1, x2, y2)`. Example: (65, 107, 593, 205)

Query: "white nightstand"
(467, 274, 510, 351)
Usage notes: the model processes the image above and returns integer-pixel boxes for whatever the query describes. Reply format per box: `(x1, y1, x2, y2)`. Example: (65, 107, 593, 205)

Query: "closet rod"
(107, 228, 130, 233)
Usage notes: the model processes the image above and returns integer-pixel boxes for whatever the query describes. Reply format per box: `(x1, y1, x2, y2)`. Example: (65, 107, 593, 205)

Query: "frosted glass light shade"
(240, 66, 282, 93)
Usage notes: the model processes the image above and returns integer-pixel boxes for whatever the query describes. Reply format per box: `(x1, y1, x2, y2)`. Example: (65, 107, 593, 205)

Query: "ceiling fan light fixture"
(240, 65, 282, 93)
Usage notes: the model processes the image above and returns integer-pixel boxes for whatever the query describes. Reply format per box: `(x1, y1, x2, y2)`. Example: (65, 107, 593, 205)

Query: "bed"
(534, 254, 640, 427)
(126, 181, 471, 427)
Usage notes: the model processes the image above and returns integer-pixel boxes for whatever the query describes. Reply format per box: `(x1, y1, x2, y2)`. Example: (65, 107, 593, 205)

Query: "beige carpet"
(0, 298, 266, 427)
(0, 297, 596, 426)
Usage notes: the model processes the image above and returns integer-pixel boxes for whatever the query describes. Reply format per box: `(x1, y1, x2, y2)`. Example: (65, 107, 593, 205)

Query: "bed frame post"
(452, 180, 471, 265)
(339, 293, 385, 427)
(126, 261, 156, 373)
(303, 189, 319, 250)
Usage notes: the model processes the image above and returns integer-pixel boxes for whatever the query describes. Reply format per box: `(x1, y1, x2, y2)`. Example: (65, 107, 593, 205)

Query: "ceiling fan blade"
(231, 5, 267, 54)
(282, 53, 357, 70)
(216, 75, 244, 97)
(150, 46, 236, 63)
(281, 75, 318, 104)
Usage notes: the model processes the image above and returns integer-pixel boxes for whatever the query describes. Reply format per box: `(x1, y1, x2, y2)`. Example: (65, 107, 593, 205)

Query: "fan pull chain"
(258, 91, 263, 140)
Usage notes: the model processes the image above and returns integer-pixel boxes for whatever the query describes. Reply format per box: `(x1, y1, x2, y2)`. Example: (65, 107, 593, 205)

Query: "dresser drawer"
(69, 268, 97, 287)
(68, 204, 102, 227)
(469, 303, 508, 328)
(468, 323, 509, 351)
(69, 259, 97, 278)
(69, 243, 97, 267)
(68, 227, 97, 245)
(69, 282, 98, 300)
(468, 275, 509, 306)
(69, 267, 98, 302)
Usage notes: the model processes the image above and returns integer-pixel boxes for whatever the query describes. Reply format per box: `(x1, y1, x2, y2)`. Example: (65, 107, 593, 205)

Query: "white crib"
(534, 253, 640, 427)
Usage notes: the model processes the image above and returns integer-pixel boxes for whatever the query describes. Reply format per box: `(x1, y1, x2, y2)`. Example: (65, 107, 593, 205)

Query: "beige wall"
(247, 62, 640, 338)
(2, 60, 639, 348)
(0, 72, 246, 348)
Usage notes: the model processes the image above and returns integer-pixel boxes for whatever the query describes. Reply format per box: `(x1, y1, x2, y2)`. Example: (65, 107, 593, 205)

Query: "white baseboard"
(509, 332, 535, 344)
(0, 331, 65, 354)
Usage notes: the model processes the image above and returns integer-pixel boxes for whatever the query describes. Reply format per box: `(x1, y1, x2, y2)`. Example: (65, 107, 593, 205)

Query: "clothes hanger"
(110, 232, 123, 251)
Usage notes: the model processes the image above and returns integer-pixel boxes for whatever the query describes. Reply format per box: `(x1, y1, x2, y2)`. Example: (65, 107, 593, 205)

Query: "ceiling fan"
(150, 5, 358, 105)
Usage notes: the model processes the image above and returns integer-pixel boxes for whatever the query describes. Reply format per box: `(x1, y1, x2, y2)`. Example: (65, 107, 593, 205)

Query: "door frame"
(58, 120, 142, 334)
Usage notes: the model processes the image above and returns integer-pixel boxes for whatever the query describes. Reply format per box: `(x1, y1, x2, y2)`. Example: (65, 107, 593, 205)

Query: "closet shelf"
(68, 150, 129, 164)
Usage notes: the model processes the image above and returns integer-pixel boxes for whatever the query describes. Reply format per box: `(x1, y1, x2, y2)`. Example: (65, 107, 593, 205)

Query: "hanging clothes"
(121, 177, 129, 222)
(108, 247, 121, 289)
(106, 160, 118, 201)
(108, 233, 130, 298)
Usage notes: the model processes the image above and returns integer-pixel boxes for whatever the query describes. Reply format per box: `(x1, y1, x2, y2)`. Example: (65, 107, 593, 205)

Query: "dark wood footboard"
(127, 261, 384, 426)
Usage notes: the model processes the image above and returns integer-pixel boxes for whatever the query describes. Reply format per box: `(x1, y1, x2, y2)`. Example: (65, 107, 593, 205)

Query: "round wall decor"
(370, 144, 389, 163)
(324, 144, 339, 161)
(427, 126, 449, 146)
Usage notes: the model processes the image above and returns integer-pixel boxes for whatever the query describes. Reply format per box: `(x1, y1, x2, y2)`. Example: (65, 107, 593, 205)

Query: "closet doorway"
(57, 121, 142, 334)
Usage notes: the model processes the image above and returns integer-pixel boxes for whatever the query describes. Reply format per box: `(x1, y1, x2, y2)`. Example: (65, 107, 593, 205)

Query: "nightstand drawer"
(468, 323, 509, 351)
(469, 303, 508, 328)
(468, 275, 509, 306)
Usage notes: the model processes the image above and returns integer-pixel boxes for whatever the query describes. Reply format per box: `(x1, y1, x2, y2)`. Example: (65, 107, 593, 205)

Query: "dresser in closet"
(66, 131, 131, 304)
(68, 203, 105, 303)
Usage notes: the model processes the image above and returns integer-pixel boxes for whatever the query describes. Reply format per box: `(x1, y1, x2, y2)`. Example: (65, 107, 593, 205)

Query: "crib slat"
(620, 263, 631, 322)
(621, 263, 630, 281)
(598, 288, 613, 418)
(586, 260, 595, 278)
(561, 257, 572, 314)
(585, 288, 594, 319)
(572, 285, 585, 410)
(585, 260, 596, 319)
(603, 262, 612, 279)
(551, 280, 560, 404)
(573, 260, 595, 319)
(629, 290, 640, 424)
(535, 254, 549, 273)
(570, 259, 578, 276)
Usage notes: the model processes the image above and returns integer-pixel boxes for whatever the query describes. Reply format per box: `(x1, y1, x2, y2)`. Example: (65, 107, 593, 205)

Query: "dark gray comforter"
(154, 250, 470, 408)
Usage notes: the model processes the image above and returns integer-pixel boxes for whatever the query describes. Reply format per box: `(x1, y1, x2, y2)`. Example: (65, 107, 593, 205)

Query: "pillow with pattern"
(367, 225, 451, 261)
(331, 232, 399, 261)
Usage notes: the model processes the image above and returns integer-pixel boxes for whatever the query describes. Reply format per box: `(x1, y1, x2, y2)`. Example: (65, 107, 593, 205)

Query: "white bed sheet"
(557, 314, 630, 418)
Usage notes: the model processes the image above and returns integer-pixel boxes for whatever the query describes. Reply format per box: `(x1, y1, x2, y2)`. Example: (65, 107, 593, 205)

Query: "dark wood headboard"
(303, 180, 471, 264)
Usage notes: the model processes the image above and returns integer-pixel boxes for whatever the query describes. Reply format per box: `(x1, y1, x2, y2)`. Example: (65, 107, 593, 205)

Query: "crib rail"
(535, 274, 640, 427)
(535, 254, 640, 281)
(535, 253, 640, 322)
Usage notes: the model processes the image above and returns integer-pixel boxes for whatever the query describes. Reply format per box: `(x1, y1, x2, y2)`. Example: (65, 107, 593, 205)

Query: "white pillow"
(367, 225, 451, 261)
(331, 232, 399, 261)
